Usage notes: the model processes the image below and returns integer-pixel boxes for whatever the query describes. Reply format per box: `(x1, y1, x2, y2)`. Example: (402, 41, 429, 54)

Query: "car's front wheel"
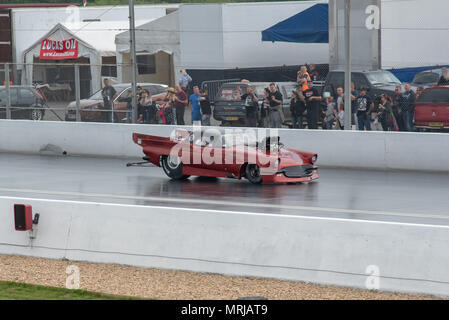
(161, 155, 190, 180)
(245, 164, 262, 184)
(30, 108, 44, 121)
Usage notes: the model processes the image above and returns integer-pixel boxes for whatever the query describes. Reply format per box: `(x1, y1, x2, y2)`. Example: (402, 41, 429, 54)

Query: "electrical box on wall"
(14, 204, 33, 231)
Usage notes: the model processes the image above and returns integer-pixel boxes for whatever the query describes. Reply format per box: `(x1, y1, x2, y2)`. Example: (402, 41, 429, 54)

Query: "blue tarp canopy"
(261, 3, 329, 43)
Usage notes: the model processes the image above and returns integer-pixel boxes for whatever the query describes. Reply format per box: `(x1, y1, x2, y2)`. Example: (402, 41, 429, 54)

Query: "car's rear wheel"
(245, 164, 262, 184)
(161, 155, 190, 180)
(30, 108, 43, 121)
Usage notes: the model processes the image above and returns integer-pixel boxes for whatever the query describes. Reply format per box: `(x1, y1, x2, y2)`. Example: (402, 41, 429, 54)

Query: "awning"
(261, 3, 329, 43)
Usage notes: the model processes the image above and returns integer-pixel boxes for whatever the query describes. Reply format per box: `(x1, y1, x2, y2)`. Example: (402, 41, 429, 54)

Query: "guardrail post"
(5, 63, 11, 120)
(74, 64, 81, 122)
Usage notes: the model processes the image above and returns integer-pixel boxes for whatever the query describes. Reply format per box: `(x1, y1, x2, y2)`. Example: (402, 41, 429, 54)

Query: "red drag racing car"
(131, 130, 318, 184)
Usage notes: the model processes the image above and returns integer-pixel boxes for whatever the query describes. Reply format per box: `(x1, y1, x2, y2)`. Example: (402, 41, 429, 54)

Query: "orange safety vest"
(299, 72, 311, 91)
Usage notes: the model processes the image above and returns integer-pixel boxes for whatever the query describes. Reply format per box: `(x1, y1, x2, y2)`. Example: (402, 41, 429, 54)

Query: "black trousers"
(307, 106, 318, 129)
(176, 106, 185, 125)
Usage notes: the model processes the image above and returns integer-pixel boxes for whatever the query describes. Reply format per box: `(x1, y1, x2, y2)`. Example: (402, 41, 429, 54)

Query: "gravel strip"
(0, 254, 442, 300)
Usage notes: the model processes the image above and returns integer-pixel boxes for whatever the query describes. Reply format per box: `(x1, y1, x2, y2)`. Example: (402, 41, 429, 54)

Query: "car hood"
(67, 99, 102, 109)
(372, 83, 418, 92)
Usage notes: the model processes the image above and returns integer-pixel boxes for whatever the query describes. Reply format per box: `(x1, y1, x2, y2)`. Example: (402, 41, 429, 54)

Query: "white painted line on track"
(1, 195, 449, 229)
(0, 186, 447, 222)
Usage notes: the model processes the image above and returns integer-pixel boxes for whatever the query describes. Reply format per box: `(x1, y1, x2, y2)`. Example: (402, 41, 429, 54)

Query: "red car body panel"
(415, 86, 449, 129)
(132, 132, 319, 183)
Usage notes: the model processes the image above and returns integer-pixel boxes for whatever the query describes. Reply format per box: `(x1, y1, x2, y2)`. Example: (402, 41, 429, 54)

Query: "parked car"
(321, 69, 407, 100)
(212, 81, 298, 127)
(412, 68, 443, 88)
(414, 86, 449, 131)
(65, 83, 168, 122)
(0, 85, 46, 120)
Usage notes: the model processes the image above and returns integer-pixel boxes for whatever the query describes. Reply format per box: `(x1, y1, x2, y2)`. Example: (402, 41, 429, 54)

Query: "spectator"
(336, 87, 344, 111)
(303, 81, 322, 129)
(174, 84, 188, 125)
(189, 86, 202, 125)
(324, 96, 336, 130)
(393, 85, 406, 131)
(337, 103, 345, 130)
(377, 94, 394, 131)
(178, 68, 193, 94)
(416, 86, 424, 100)
(101, 78, 117, 122)
(237, 85, 259, 127)
(308, 64, 320, 81)
(268, 83, 283, 128)
(261, 88, 271, 128)
(351, 82, 358, 126)
(437, 67, 449, 85)
(297, 65, 311, 92)
(402, 83, 416, 132)
(370, 101, 382, 131)
(199, 90, 212, 126)
(161, 88, 176, 125)
(290, 89, 306, 129)
(140, 89, 155, 124)
(137, 86, 143, 101)
(354, 87, 373, 131)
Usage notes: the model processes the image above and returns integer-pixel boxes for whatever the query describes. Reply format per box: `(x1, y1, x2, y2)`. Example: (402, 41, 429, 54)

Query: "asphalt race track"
(1, 153, 448, 226)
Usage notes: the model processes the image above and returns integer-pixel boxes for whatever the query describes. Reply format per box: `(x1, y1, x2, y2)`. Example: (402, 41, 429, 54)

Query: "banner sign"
(40, 38, 79, 60)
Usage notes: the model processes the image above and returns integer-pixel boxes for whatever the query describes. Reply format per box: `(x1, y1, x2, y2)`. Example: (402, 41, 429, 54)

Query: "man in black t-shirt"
(303, 81, 322, 129)
(355, 87, 373, 130)
(238, 85, 259, 127)
(200, 90, 211, 126)
(268, 83, 283, 128)
(101, 78, 117, 122)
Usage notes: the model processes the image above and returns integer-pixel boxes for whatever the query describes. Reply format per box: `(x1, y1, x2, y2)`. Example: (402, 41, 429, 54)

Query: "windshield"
(216, 84, 269, 101)
(413, 72, 439, 85)
(217, 86, 240, 101)
(366, 71, 401, 86)
(88, 85, 128, 100)
(282, 84, 297, 99)
(417, 88, 449, 104)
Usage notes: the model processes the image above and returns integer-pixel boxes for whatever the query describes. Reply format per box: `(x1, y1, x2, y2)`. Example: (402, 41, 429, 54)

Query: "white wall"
(1, 120, 449, 172)
(178, 1, 329, 70)
(221, 1, 329, 68)
(1, 195, 449, 297)
(179, 4, 224, 69)
(381, 0, 449, 68)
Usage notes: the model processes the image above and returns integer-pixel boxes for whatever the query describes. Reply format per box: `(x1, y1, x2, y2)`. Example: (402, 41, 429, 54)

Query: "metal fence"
(0, 62, 328, 127)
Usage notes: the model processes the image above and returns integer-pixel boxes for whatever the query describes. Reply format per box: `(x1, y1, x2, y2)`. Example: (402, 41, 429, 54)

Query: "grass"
(0, 281, 142, 300)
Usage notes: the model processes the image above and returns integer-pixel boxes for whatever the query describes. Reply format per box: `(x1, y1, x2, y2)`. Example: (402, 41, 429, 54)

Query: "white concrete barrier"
(1, 196, 449, 297)
(1, 120, 449, 171)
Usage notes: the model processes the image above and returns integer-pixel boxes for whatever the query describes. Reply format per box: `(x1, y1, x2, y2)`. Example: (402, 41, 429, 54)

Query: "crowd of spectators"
(107, 65, 449, 130)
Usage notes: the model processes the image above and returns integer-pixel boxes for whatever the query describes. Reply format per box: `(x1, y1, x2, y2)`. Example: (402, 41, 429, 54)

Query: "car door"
(352, 73, 370, 95)
(324, 72, 344, 97)
(0, 89, 6, 119)
(1, 88, 18, 119)
(16, 88, 36, 119)
(279, 84, 297, 122)
(112, 88, 130, 122)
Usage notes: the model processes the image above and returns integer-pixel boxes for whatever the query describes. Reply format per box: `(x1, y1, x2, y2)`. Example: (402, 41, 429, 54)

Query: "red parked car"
(131, 130, 318, 184)
(415, 86, 449, 131)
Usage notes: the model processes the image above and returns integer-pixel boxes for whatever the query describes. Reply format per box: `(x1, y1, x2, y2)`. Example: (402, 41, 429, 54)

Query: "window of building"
(102, 56, 117, 78)
(137, 54, 156, 75)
